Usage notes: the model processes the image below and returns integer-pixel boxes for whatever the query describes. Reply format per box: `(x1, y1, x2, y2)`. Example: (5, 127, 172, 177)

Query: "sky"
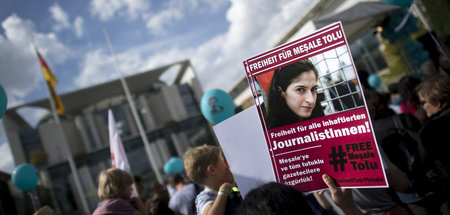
(0, 0, 313, 173)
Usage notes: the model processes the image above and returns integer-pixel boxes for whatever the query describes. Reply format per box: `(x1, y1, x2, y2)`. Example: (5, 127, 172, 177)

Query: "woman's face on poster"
(281, 70, 318, 119)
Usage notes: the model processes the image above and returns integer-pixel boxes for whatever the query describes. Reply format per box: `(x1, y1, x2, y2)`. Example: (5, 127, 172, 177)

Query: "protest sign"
(242, 22, 388, 193)
(213, 105, 275, 197)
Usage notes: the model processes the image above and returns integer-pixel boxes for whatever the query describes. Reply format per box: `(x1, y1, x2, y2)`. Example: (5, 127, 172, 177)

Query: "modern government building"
(3, 60, 218, 214)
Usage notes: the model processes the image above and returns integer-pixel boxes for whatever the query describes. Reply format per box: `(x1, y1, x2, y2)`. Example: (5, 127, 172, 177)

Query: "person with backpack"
(168, 173, 204, 215)
(364, 88, 446, 215)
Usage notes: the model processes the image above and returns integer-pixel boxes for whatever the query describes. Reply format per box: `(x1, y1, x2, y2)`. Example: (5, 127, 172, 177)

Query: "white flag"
(108, 109, 138, 197)
(108, 109, 131, 171)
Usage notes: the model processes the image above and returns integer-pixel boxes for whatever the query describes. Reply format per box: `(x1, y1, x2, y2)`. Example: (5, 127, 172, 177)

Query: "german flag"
(36, 51, 65, 115)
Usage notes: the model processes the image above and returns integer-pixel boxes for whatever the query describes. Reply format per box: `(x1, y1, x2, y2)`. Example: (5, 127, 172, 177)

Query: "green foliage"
(379, 38, 408, 83)
(420, 0, 450, 36)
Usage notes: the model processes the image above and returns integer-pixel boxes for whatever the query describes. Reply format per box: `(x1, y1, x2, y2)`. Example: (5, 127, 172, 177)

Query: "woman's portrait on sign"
(253, 45, 365, 130)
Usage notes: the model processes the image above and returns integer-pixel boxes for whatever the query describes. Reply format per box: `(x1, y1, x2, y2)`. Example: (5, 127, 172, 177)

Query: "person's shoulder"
(185, 183, 198, 191)
(396, 113, 421, 130)
(196, 189, 217, 203)
(105, 198, 131, 205)
(434, 106, 450, 120)
(197, 188, 216, 197)
(93, 198, 133, 215)
(195, 189, 217, 215)
(97, 198, 123, 206)
(171, 185, 194, 201)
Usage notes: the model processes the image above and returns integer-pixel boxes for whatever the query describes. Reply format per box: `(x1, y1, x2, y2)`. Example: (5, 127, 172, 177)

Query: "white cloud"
(73, 16, 84, 38)
(196, 0, 228, 12)
(145, 7, 182, 36)
(140, 0, 311, 91)
(76, 46, 159, 87)
(49, 3, 70, 32)
(90, 0, 149, 21)
(0, 15, 43, 104)
(90, 0, 122, 21)
(49, 4, 85, 38)
(78, 0, 311, 93)
(123, 0, 150, 18)
(142, 47, 192, 70)
(193, 0, 311, 91)
(76, 49, 116, 87)
(143, 0, 227, 36)
(1, 14, 35, 45)
(0, 14, 70, 108)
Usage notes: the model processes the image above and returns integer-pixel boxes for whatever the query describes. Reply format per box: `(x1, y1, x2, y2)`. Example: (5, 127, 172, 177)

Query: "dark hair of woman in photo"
(266, 60, 324, 129)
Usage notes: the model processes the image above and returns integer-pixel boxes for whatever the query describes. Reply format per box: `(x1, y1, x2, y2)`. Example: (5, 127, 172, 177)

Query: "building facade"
(3, 60, 217, 214)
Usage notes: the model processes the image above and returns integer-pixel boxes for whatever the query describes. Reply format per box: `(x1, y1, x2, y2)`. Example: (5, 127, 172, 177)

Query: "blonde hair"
(97, 168, 134, 201)
(416, 75, 450, 107)
(183, 145, 221, 184)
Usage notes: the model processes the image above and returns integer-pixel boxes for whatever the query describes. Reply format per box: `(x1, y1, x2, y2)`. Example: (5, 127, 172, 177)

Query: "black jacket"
(419, 105, 450, 172)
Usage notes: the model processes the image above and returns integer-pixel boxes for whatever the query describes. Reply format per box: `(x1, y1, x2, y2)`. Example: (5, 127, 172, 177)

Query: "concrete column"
(86, 113, 103, 149)
(162, 86, 188, 121)
(74, 115, 93, 152)
(170, 132, 190, 157)
(137, 95, 157, 131)
(156, 138, 171, 164)
(94, 114, 108, 147)
(123, 104, 139, 137)
(149, 142, 163, 169)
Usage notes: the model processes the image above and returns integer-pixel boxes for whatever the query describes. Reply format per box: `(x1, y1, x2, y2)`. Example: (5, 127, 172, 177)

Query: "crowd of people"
(88, 145, 370, 215)
(85, 71, 450, 215)
(349, 72, 450, 215)
(33, 44, 449, 214)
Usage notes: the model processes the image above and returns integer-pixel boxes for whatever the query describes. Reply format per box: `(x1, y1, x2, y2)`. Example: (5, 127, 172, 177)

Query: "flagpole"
(103, 28, 164, 183)
(41, 74, 91, 214)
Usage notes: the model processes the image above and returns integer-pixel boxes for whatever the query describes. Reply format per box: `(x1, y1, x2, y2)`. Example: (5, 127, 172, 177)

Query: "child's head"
(183, 144, 232, 186)
(97, 168, 134, 201)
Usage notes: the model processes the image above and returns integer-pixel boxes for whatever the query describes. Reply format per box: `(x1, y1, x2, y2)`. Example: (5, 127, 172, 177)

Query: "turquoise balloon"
(12, 164, 39, 192)
(200, 89, 234, 124)
(0, 85, 6, 118)
(368, 74, 382, 89)
(163, 157, 184, 175)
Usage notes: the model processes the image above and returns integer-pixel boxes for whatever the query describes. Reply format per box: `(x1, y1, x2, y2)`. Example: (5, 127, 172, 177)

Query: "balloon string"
(27, 191, 40, 212)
